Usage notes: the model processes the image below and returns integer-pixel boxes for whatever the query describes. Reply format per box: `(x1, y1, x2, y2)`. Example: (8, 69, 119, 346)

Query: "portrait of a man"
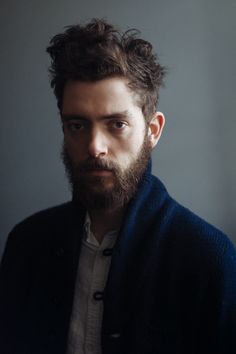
(0, 15, 236, 354)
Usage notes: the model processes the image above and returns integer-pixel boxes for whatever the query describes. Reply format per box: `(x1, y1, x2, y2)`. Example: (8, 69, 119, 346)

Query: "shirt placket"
(84, 235, 115, 354)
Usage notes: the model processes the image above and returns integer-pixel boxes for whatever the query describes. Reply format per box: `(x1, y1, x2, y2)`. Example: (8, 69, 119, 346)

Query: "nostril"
(88, 141, 108, 158)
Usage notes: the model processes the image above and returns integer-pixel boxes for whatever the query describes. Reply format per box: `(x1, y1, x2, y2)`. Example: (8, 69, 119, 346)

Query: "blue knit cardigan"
(0, 162, 236, 354)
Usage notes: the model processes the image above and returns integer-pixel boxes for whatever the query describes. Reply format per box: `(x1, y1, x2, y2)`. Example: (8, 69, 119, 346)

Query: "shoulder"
(150, 174, 232, 240)
(148, 175, 236, 268)
(15, 201, 75, 226)
(8, 202, 74, 239)
(168, 198, 234, 254)
(1, 202, 85, 262)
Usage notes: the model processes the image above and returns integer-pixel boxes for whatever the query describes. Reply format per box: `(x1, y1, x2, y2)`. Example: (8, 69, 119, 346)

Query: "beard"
(62, 137, 151, 211)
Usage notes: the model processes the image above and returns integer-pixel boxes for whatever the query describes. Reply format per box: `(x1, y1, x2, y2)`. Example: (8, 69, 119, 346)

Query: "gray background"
(1, 0, 236, 258)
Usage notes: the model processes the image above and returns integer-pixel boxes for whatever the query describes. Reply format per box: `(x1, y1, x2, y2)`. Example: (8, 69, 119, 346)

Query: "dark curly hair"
(46, 19, 166, 120)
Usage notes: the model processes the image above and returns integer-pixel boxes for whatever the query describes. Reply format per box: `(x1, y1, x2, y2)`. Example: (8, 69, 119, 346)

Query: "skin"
(61, 76, 165, 242)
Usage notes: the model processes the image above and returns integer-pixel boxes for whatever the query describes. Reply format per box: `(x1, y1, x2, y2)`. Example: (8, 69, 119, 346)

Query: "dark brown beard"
(62, 138, 151, 211)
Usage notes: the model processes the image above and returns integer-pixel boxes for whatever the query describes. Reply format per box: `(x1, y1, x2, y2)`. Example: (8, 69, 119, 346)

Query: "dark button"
(103, 248, 113, 256)
(93, 291, 104, 301)
(56, 247, 65, 257)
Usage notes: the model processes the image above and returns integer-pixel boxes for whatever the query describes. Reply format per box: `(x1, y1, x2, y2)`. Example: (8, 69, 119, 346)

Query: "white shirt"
(66, 213, 118, 354)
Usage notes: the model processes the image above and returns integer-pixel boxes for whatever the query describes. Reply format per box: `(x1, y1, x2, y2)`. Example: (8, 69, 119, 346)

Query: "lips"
(77, 158, 116, 177)
(85, 169, 113, 176)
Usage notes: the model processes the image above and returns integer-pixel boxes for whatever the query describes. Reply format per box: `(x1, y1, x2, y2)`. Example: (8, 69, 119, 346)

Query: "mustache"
(77, 157, 118, 173)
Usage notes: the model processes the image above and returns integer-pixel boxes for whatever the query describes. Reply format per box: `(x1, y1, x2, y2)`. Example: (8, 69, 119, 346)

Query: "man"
(0, 19, 236, 354)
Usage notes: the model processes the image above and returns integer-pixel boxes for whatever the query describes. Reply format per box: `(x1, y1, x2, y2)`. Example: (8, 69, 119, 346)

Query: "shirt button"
(102, 248, 113, 256)
(93, 291, 104, 301)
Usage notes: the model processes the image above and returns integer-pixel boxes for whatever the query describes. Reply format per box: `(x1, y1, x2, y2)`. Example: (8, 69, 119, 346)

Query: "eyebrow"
(60, 110, 131, 122)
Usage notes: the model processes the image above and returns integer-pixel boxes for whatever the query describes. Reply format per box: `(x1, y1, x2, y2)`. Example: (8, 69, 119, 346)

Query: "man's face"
(61, 77, 153, 210)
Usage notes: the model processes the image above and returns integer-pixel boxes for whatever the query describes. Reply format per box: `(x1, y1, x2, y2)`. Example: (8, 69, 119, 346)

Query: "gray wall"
(1, 0, 236, 257)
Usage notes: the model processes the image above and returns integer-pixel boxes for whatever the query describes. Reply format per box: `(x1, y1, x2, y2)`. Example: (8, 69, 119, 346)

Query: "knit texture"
(0, 161, 236, 353)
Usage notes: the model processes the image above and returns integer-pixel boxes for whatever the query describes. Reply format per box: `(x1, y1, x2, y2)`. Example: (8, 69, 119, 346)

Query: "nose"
(87, 128, 108, 158)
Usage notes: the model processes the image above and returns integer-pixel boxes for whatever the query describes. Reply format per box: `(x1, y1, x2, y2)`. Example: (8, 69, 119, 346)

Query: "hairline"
(60, 75, 155, 122)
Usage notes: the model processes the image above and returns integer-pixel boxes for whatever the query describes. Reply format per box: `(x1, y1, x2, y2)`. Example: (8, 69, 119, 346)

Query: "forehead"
(61, 77, 142, 117)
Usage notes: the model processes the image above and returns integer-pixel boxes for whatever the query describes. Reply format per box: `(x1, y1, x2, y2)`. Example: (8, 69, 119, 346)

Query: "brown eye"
(67, 122, 84, 132)
(112, 121, 127, 129)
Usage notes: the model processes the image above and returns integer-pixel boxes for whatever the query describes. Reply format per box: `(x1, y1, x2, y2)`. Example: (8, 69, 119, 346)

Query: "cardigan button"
(93, 291, 104, 301)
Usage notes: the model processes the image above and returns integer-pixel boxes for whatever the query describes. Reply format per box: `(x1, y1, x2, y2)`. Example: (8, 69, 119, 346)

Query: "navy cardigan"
(0, 163, 236, 353)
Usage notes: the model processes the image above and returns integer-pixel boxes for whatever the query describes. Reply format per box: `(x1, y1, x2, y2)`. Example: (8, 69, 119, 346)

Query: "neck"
(88, 207, 125, 244)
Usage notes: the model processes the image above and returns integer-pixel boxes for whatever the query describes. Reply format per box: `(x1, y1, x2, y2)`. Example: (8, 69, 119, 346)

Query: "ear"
(147, 111, 165, 149)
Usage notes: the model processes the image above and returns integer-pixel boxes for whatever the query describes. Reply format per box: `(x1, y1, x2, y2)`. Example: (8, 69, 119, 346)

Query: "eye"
(66, 121, 84, 132)
(111, 120, 127, 130)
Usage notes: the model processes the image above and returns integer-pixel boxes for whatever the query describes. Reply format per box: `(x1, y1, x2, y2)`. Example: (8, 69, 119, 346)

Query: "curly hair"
(46, 19, 166, 120)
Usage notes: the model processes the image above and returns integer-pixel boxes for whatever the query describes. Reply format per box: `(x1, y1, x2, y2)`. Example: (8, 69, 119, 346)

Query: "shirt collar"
(84, 212, 118, 247)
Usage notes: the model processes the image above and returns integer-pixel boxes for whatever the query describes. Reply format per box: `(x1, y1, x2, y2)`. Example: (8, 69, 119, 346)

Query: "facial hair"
(62, 137, 151, 211)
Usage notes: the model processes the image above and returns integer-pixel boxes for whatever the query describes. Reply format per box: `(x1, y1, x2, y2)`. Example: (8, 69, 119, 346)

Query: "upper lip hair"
(84, 165, 112, 171)
(87, 167, 111, 171)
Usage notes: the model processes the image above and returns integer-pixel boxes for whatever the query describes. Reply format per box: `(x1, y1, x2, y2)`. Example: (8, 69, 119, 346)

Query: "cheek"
(124, 130, 146, 152)
(116, 136, 145, 165)
(64, 137, 84, 161)
(120, 123, 146, 148)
